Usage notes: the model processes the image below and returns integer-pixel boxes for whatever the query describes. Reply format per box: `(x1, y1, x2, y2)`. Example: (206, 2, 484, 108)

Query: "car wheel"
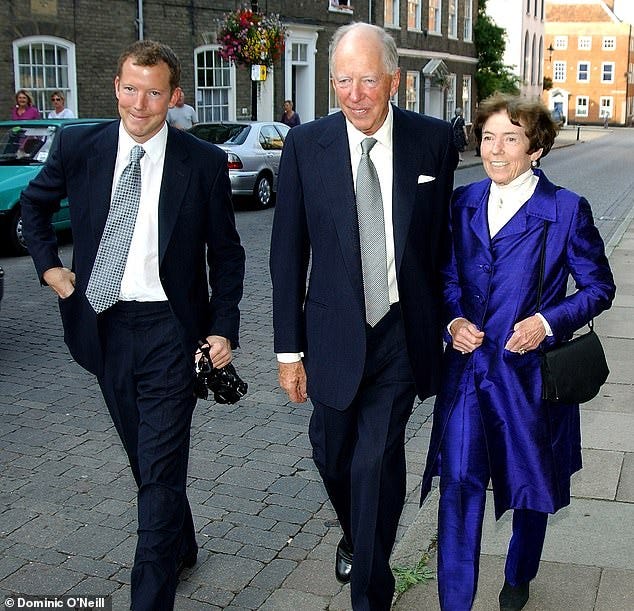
(8, 206, 28, 256)
(253, 174, 273, 208)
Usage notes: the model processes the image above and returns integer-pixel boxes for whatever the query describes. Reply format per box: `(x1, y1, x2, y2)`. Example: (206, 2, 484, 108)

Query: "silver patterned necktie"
(85, 145, 145, 313)
(356, 137, 390, 327)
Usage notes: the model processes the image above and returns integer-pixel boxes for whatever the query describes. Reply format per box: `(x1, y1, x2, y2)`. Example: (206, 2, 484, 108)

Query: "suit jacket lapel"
(392, 106, 419, 272)
(87, 121, 118, 244)
(158, 128, 191, 263)
(316, 114, 364, 304)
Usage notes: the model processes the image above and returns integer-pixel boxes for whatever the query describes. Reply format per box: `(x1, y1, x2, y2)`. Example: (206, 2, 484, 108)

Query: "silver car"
(189, 121, 290, 208)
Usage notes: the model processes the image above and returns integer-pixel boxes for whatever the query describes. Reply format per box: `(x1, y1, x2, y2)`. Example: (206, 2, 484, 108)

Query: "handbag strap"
(536, 219, 594, 332)
(536, 220, 549, 312)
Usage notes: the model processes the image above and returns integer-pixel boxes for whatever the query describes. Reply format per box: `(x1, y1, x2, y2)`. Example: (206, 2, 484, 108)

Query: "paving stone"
(250, 558, 297, 590)
(0, 562, 84, 596)
(595, 568, 634, 611)
(258, 588, 331, 611)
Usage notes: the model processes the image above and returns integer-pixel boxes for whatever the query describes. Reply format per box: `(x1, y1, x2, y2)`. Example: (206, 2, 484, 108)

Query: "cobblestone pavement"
(0, 207, 433, 610)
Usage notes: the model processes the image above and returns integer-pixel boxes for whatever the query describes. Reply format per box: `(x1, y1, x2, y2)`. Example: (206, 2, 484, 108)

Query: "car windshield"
(190, 124, 250, 145)
(0, 125, 58, 165)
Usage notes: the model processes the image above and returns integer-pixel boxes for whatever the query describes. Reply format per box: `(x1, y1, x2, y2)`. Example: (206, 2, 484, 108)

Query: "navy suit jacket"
(21, 120, 245, 376)
(270, 106, 457, 409)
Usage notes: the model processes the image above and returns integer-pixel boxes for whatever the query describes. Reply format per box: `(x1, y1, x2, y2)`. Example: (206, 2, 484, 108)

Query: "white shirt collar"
(117, 121, 168, 163)
(489, 167, 537, 203)
(345, 103, 393, 153)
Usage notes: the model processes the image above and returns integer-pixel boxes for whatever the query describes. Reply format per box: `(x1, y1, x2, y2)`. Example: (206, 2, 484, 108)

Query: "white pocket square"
(417, 174, 436, 184)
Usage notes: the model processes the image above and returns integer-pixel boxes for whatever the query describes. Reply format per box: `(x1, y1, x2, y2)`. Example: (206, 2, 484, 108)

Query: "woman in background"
(421, 93, 615, 611)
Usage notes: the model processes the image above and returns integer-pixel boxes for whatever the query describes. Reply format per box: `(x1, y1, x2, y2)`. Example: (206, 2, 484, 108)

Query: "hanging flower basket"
(217, 7, 286, 68)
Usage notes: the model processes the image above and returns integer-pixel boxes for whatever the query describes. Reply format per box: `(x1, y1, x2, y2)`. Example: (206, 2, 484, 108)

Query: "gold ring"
(519, 349, 526, 355)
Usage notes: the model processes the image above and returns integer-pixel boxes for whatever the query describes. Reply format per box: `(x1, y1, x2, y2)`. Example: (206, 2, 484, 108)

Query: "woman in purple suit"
(421, 93, 616, 611)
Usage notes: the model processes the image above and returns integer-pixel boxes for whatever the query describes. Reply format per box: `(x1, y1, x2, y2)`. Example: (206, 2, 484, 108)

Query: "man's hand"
(278, 361, 308, 403)
(201, 335, 232, 369)
(449, 317, 485, 354)
(43, 267, 75, 299)
(505, 315, 547, 354)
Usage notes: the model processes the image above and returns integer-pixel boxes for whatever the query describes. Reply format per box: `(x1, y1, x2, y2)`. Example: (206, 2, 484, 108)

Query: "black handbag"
(536, 222, 609, 403)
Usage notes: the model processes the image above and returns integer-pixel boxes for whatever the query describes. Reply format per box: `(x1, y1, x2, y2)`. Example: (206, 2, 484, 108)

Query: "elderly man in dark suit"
(270, 22, 457, 611)
(21, 40, 245, 611)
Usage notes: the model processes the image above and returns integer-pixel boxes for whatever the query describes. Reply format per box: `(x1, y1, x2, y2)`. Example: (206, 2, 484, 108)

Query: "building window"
(408, 0, 422, 30)
(463, 0, 473, 42)
(385, 0, 400, 27)
(526, 0, 530, 14)
(329, 0, 353, 13)
(12, 36, 77, 117)
(462, 74, 472, 122)
(577, 62, 590, 82)
(445, 73, 457, 120)
(195, 46, 234, 121)
(553, 61, 566, 82)
(600, 96, 613, 118)
(578, 36, 592, 50)
(541, 0, 545, 20)
(575, 96, 588, 117)
(523, 31, 530, 82)
(429, 0, 442, 34)
(448, 0, 458, 38)
(602, 62, 614, 83)
(554, 36, 568, 50)
(602, 36, 616, 50)
(406, 71, 420, 112)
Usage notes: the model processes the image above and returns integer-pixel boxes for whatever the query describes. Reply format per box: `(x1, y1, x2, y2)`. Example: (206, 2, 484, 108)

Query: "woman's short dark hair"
(116, 40, 181, 93)
(473, 92, 559, 159)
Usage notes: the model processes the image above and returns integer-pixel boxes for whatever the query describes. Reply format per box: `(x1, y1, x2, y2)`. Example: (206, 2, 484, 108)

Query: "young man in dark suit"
(21, 40, 245, 611)
(270, 22, 457, 611)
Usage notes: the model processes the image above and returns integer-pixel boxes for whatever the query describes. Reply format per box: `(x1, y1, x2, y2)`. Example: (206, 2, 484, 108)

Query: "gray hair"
(329, 23, 399, 76)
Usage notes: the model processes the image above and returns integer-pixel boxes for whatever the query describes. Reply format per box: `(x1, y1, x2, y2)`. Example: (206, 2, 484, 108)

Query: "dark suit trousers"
(437, 364, 547, 610)
(97, 301, 197, 611)
(309, 306, 417, 611)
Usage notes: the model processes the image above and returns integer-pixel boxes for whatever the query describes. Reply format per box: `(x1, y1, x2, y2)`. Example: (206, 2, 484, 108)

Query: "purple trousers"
(437, 368, 548, 610)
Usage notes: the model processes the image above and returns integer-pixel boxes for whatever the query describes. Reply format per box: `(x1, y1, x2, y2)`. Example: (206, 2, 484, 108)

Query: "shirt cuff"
(276, 352, 304, 363)
(536, 312, 553, 336)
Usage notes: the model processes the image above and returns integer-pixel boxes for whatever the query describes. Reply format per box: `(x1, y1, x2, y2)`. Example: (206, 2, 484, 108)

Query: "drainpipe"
(137, 0, 144, 40)
(368, 0, 373, 24)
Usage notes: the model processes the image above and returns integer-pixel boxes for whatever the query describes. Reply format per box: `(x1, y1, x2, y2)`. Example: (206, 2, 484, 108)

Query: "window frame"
(553, 60, 566, 82)
(599, 96, 613, 118)
(385, 0, 400, 28)
(577, 61, 590, 83)
(12, 35, 77, 117)
(601, 62, 615, 83)
(463, 0, 473, 42)
(194, 45, 236, 122)
(428, 0, 442, 35)
(405, 70, 420, 113)
(554, 36, 568, 50)
(602, 36, 616, 51)
(575, 96, 589, 117)
(448, 0, 458, 39)
(407, 0, 422, 31)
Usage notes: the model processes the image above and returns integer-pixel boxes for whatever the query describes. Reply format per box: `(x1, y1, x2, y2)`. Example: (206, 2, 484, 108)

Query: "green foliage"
(474, 0, 520, 102)
(543, 76, 553, 90)
(393, 552, 435, 595)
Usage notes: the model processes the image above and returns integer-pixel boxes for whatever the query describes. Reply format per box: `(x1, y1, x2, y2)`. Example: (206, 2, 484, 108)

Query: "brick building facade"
(2, 1, 478, 125)
(544, 0, 634, 126)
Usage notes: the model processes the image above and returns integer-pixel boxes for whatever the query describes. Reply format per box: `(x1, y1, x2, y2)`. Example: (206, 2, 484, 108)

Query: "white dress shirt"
(487, 168, 538, 238)
(277, 107, 398, 364)
(117, 122, 168, 302)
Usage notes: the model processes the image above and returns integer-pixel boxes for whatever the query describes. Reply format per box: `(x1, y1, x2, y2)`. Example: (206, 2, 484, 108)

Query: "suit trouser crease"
(309, 309, 416, 611)
(437, 364, 548, 610)
(97, 302, 197, 611)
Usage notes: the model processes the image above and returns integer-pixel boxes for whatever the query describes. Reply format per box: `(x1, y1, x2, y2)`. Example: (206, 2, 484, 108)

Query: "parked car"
(188, 121, 290, 208)
(0, 118, 111, 255)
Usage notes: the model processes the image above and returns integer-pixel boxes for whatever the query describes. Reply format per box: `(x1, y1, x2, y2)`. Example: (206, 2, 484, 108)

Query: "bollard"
(576, 126, 580, 141)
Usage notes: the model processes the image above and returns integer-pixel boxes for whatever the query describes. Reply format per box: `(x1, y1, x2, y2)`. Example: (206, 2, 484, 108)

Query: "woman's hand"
(449, 317, 485, 354)
(505, 315, 547, 354)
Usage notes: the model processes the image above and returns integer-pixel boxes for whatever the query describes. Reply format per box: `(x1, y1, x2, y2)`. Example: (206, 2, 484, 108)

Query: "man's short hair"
(116, 40, 181, 92)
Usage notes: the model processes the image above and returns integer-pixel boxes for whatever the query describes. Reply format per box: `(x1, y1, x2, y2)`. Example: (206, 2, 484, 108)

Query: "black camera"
(194, 343, 248, 404)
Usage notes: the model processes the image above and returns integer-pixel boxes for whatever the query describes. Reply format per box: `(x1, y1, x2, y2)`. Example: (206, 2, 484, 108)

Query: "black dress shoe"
(176, 549, 198, 578)
(335, 537, 353, 584)
(499, 580, 529, 611)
